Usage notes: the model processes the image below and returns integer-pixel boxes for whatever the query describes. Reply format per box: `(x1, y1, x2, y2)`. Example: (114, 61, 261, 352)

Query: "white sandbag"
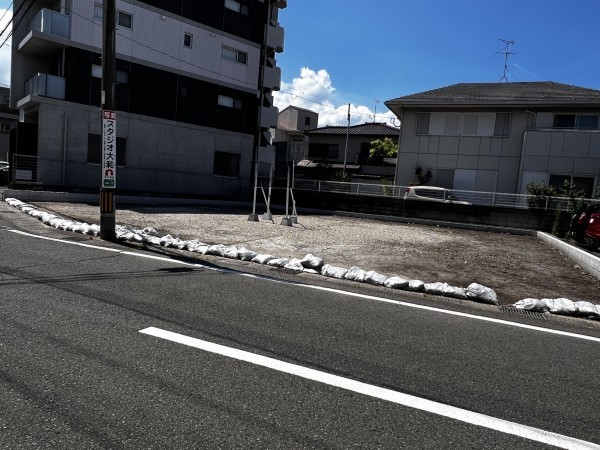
(183, 240, 201, 252)
(143, 235, 162, 246)
(238, 247, 258, 261)
(541, 298, 577, 315)
(266, 258, 289, 268)
(466, 283, 498, 305)
(194, 244, 209, 255)
(303, 268, 320, 275)
(284, 258, 304, 272)
(321, 264, 348, 279)
(424, 282, 447, 295)
(443, 284, 467, 299)
(207, 244, 226, 256)
(406, 280, 425, 292)
(344, 266, 368, 282)
(90, 224, 100, 235)
(300, 254, 324, 270)
(142, 227, 160, 237)
(159, 235, 175, 247)
(514, 298, 547, 312)
(222, 246, 239, 259)
(251, 254, 275, 265)
(41, 214, 58, 225)
(173, 239, 188, 250)
(384, 276, 409, 289)
(365, 270, 388, 286)
(574, 301, 600, 319)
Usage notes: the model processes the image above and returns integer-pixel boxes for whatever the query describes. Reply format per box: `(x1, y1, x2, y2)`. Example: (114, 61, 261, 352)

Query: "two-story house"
(9, 0, 286, 197)
(385, 82, 600, 195)
(304, 122, 401, 181)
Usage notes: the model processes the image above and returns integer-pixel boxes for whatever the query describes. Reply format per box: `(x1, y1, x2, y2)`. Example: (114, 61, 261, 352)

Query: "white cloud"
(273, 67, 397, 127)
(0, 8, 12, 88)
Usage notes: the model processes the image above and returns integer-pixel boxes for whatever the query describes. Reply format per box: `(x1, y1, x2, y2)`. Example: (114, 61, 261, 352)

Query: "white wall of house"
(396, 108, 600, 195)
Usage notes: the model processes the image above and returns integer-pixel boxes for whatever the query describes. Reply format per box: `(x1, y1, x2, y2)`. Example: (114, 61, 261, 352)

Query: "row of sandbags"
(5, 198, 496, 305)
(513, 298, 600, 320)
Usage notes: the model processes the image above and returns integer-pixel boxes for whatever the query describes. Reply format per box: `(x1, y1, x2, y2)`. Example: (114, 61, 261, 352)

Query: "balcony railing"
(30, 8, 70, 39)
(24, 73, 66, 100)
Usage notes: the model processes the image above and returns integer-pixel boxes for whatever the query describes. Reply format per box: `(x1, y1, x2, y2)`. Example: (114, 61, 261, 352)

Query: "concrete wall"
(33, 100, 252, 197)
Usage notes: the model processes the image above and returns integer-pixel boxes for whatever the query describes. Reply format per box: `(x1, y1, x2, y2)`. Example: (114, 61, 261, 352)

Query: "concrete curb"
(537, 232, 600, 281)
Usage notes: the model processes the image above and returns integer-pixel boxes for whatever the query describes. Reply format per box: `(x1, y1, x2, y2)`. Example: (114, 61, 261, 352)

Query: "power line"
(0, 0, 35, 49)
(0, 2, 14, 26)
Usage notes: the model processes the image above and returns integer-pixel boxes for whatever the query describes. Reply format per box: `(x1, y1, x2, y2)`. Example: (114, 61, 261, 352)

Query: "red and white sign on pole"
(102, 109, 116, 189)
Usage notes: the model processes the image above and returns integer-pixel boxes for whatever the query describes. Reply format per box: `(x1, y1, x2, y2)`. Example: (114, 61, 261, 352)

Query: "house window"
(214, 151, 240, 177)
(222, 46, 248, 64)
(87, 133, 127, 166)
(416, 113, 430, 135)
(183, 33, 193, 48)
(308, 143, 339, 159)
(224, 0, 249, 15)
(94, 2, 103, 20)
(554, 114, 599, 129)
(0, 123, 10, 135)
(218, 94, 242, 109)
(494, 113, 511, 136)
(117, 11, 132, 29)
(305, 116, 311, 127)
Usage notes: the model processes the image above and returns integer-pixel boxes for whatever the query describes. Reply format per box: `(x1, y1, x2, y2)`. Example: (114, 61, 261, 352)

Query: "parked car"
(570, 203, 600, 246)
(403, 186, 471, 205)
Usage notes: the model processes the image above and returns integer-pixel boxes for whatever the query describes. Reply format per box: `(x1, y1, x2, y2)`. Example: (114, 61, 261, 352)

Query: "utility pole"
(342, 103, 350, 178)
(100, 0, 117, 240)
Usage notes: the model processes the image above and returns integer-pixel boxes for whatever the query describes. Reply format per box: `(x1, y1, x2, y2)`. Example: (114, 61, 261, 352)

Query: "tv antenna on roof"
(497, 39, 516, 82)
(373, 98, 380, 122)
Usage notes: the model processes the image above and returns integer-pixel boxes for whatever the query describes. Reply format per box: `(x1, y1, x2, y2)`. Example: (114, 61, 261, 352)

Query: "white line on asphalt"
(140, 326, 599, 450)
(9, 229, 600, 344)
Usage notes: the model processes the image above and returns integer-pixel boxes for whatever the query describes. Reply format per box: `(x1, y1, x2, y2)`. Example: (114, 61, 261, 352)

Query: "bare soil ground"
(34, 202, 600, 306)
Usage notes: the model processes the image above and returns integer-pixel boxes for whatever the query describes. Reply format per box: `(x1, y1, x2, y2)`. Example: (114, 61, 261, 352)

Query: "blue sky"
(2, 1, 600, 125)
(274, 0, 600, 125)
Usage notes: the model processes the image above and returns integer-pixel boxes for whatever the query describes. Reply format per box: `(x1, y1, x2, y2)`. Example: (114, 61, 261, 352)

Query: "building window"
(117, 11, 132, 29)
(91, 64, 129, 84)
(214, 151, 240, 177)
(308, 143, 339, 159)
(222, 46, 248, 65)
(554, 114, 599, 129)
(224, 0, 249, 15)
(549, 175, 595, 197)
(494, 113, 511, 136)
(183, 33, 193, 48)
(218, 94, 242, 109)
(304, 116, 311, 127)
(94, 2, 103, 20)
(87, 133, 127, 166)
(416, 113, 430, 135)
(0, 123, 10, 135)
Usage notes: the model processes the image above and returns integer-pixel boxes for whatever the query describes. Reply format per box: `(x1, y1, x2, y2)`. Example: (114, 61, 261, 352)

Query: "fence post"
(545, 196, 549, 211)
(356, 184, 360, 196)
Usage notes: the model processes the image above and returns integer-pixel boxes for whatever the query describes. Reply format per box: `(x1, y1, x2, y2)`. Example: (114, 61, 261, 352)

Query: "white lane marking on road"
(140, 326, 599, 450)
(9, 229, 600, 344)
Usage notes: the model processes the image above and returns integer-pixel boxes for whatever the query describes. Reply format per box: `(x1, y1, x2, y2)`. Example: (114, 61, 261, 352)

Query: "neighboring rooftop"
(306, 122, 401, 136)
(385, 82, 600, 107)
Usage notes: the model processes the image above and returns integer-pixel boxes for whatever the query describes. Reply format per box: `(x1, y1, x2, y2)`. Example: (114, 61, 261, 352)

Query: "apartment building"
(385, 82, 600, 195)
(9, 0, 285, 197)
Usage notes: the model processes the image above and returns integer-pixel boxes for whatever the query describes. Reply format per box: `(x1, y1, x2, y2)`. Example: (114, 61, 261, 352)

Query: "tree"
(369, 138, 398, 162)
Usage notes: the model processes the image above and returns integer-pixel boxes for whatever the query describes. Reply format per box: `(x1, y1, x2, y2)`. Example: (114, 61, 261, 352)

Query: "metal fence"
(291, 178, 600, 212)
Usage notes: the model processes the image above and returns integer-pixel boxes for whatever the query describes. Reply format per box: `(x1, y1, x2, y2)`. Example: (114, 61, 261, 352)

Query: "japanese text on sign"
(102, 110, 116, 189)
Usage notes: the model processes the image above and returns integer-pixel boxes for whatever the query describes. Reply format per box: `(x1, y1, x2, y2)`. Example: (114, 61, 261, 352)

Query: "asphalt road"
(1, 207, 599, 449)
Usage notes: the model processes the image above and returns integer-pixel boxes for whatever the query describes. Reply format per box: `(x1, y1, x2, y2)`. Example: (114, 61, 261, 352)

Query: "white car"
(404, 186, 471, 205)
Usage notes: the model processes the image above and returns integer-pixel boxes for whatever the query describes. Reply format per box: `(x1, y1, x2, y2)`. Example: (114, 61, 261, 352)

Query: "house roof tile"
(385, 82, 600, 107)
(306, 122, 401, 136)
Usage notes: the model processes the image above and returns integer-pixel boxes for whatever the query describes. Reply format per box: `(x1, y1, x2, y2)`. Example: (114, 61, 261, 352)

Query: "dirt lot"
(32, 202, 600, 306)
